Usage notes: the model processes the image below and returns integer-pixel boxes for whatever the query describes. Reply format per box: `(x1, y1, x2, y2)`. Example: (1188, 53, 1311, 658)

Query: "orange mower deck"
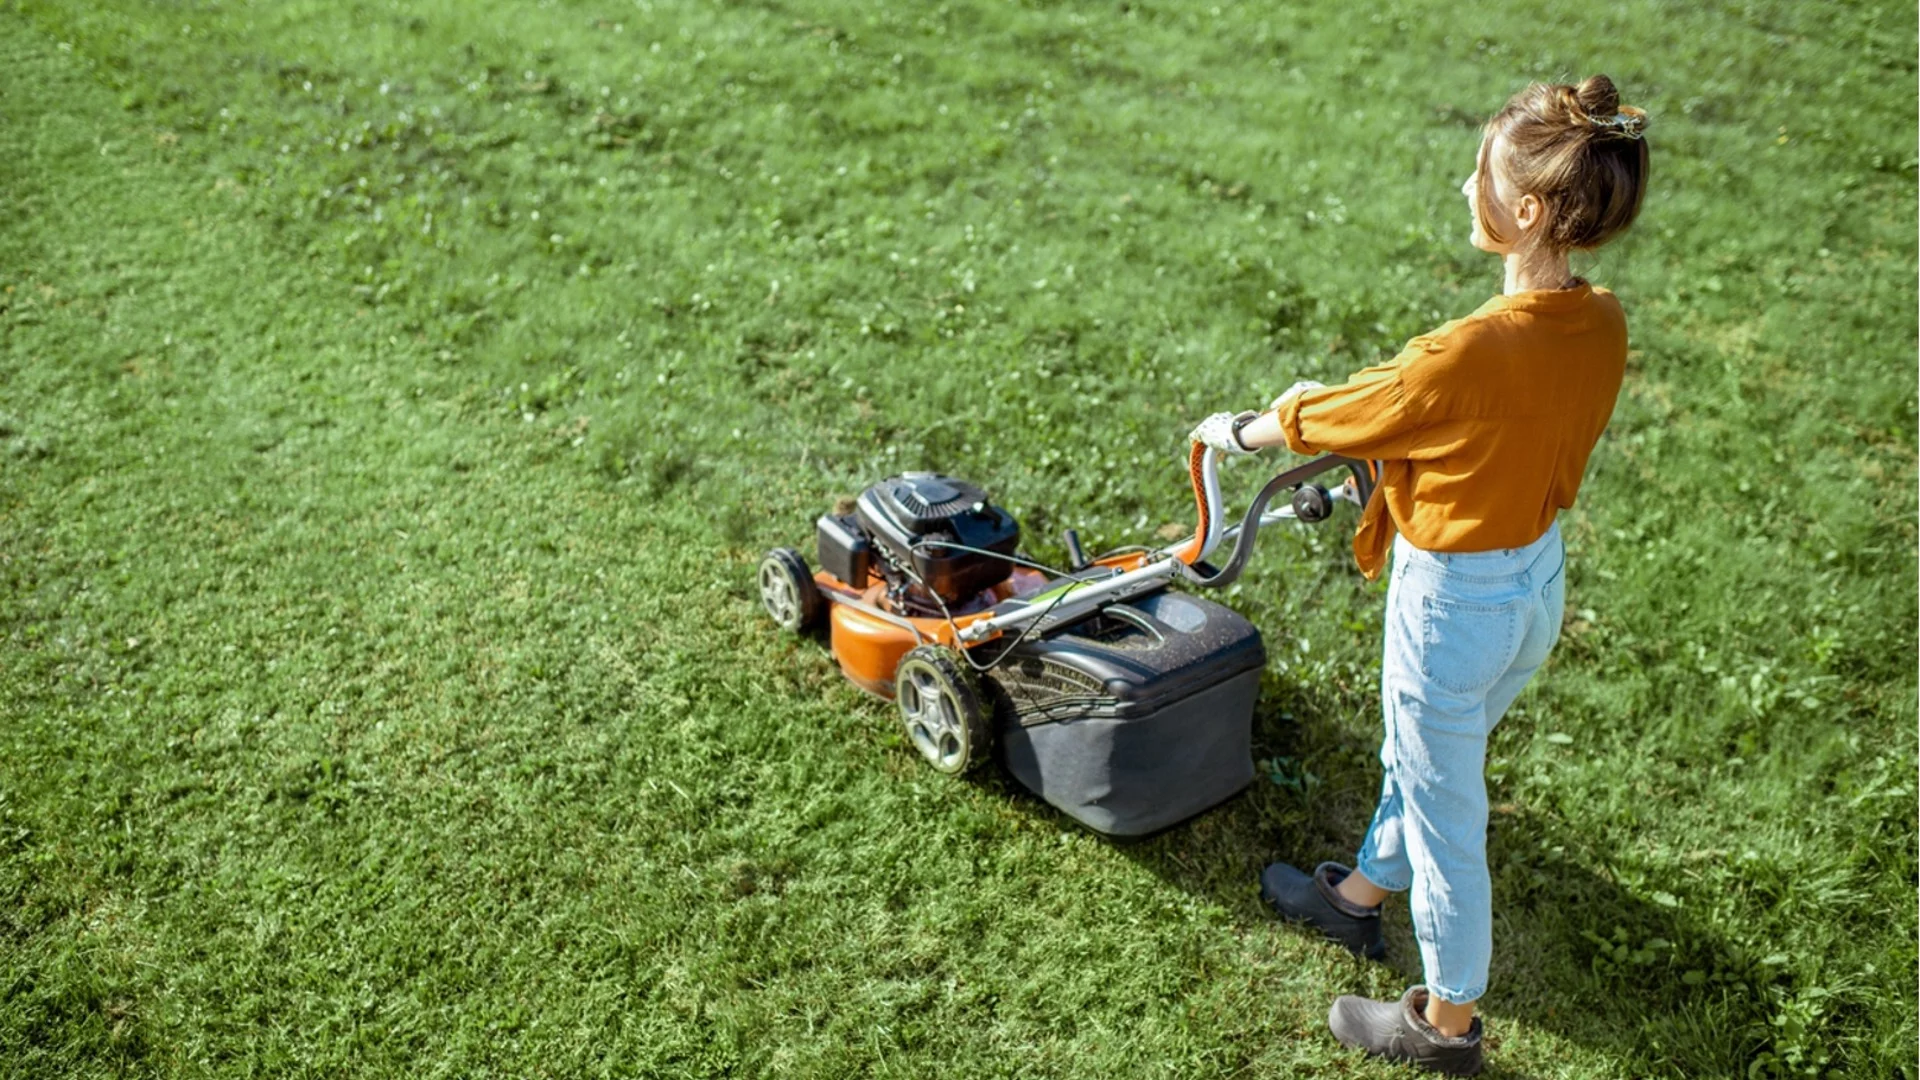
(813, 552, 1151, 698)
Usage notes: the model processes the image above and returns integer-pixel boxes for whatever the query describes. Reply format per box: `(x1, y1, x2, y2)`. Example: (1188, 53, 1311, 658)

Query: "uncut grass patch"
(2, 1, 1914, 1077)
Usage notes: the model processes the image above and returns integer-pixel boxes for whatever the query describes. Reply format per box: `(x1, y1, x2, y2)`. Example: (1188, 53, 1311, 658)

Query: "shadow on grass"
(791, 614, 1776, 1075)
(1089, 697, 1767, 1077)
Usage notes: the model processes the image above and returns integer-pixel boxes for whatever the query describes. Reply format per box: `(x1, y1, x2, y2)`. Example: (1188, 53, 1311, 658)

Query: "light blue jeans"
(1353, 521, 1566, 1005)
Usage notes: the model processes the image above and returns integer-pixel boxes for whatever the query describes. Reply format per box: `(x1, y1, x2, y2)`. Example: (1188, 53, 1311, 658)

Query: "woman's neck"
(1502, 244, 1574, 295)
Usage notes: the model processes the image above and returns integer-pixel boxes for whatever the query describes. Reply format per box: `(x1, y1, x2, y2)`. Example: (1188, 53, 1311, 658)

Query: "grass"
(1, 0, 1913, 1076)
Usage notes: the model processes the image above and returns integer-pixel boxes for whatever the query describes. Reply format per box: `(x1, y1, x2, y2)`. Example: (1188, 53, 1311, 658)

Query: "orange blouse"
(1276, 282, 1628, 580)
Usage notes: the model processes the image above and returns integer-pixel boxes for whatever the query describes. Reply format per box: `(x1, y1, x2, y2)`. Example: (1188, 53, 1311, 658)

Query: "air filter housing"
(854, 473, 1020, 605)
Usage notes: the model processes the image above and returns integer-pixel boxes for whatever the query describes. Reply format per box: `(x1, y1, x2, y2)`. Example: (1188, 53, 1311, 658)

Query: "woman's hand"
(1190, 411, 1261, 455)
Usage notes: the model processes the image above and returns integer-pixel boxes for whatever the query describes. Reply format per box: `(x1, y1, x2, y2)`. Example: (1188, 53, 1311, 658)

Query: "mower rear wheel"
(758, 548, 822, 632)
(894, 645, 992, 775)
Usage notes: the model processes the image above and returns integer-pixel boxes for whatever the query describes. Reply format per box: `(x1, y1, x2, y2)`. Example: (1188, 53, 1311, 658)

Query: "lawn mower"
(757, 440, 1375, 836)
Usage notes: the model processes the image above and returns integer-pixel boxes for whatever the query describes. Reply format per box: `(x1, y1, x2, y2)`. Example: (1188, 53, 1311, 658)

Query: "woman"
(1190, 75, 1651, 1074)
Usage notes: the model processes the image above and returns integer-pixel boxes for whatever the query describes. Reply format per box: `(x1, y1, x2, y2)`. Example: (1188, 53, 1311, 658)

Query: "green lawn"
(2, 1, 1913, 1076)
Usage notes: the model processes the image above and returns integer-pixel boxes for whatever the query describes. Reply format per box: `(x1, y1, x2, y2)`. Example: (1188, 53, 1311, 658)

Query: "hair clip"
(1588, 112, 1646, 140)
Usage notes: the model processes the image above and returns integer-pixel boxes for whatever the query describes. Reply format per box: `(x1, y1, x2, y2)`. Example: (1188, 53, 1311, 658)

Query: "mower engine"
(817, 473, 1020, 615)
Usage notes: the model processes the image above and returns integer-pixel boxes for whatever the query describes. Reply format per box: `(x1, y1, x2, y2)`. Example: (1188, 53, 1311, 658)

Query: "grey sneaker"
(1259, 861, 1387, 960)
(1328, 986, 1484, 1076)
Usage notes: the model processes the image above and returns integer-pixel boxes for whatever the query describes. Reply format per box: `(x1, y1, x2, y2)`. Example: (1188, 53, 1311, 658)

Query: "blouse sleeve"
(1276, 331, 1452, 460)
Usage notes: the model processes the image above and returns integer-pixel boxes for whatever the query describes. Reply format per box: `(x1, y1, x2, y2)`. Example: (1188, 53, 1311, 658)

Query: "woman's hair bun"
(1553, 74, 1645, 139)
(1575, 74, 1621, 120)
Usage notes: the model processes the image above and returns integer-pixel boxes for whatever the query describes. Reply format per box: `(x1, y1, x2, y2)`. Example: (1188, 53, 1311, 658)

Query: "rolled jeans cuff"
(1353, 854, 1410, 894)
(1425, 981, 1485, 1006)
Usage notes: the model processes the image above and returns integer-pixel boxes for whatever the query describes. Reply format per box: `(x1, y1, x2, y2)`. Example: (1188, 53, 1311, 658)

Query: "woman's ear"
(1514, 192, 1545, 235)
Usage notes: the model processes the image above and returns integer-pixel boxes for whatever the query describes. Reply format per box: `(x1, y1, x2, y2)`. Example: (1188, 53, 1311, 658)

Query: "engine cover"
(855, 473, 1020, 606)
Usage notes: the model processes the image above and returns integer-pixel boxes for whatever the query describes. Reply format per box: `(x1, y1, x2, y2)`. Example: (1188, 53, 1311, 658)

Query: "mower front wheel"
(894, 645, 992, 775)
(758, 548, 822, 633)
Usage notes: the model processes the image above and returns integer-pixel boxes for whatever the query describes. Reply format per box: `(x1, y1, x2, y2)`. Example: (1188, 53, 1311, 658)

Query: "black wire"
(897, 538, 1121, 674)
(904, 539, 1077, 580)
(950, 576, 1093, 675)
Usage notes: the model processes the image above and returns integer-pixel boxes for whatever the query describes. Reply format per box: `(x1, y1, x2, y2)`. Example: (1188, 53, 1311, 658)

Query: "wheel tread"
(894, 644, 993, 774)
(759, 547, 822, 632)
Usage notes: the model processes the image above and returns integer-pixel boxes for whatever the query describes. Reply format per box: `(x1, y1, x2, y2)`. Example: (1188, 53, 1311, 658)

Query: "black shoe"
(1328, 986, 1484, 1076)
(1259, 861, 1387, 961)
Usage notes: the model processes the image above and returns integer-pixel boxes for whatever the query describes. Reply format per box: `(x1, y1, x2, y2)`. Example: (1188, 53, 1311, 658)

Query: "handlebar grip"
(1180, 441, 1210, 565)
(1187, 454, 1373, 590)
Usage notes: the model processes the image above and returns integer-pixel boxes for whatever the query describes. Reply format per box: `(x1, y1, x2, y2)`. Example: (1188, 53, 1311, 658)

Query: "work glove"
(1269, 379, 1325, 412)
(1190, 411, 1261, 455)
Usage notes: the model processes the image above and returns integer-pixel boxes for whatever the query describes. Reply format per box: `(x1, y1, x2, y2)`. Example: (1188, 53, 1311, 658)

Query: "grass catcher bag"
(989, 588, 1264, 836)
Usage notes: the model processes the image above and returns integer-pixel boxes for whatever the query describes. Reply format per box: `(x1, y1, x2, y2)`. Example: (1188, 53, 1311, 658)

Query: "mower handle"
(951, 448, 1375, 645)
(1166, 445, 1376, 589)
